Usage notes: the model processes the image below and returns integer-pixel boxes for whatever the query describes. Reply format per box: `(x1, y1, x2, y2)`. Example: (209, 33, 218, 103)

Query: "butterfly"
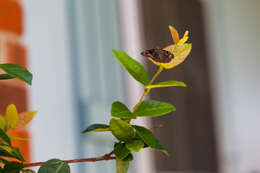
(140, 47, 174, 63)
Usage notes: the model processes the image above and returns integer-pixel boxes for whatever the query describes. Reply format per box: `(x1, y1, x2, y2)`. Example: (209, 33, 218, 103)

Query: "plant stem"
(24, 151, 115, 168)
(132, 66, 164, 114)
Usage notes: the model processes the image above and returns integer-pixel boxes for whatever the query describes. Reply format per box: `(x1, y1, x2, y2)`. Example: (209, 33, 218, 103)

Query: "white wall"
(22, 0, 77, 171)
(204, 0, 260, 172)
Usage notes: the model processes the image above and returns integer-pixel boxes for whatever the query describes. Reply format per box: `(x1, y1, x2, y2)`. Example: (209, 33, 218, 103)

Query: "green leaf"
(116, 159, 129, 173)
(3, 161, 24, 173)
(122, 153, 133, 161)
(110, 119, 135, 142)
(114, 143, 130, 160)
(82, 124, 110, 134)
(112, 50, 149, 86)
(111, 101, 135, 119)
(0, 64, 32, 85)
(23, 169, 36, 173)
(0, 129, 11, 145)
(0, 74, 15, 80)
(38, 159, 70, 173)
(126, 139, 144, 152)
(134, 100, 176, 117)
(133, 125, 168, 154)
(0, 146, 24, 161)
(146, 80, 186, 89)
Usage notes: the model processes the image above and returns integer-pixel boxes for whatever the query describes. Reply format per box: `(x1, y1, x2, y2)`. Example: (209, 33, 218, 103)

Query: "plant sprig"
(0, 25, 192, 173)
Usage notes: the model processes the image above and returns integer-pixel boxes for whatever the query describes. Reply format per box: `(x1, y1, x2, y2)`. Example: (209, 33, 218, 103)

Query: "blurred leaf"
(112, 50, 149, 86)
(126, 139, 144, 152)
(133, 125, 168, 155)
(0, 115, 6, 130)
(134, 100, 176, 117)
(9, 136, 29, 141)
(5, 104, 18, 131)
(0, 64, 32, 85)
(0, 74, 15, 80)
(110, 119, 135, 142)
(38, 159, 70, 173)
(0, 146, 25, 161)
(0, 129, 11, 145)
(116, 159, 129, 173)
(82, 124, 110, 134)
(111, 101, 135, 119)
(146, 80, 186, 89)
(3, 161, 24, 173)
(114, 143, 130, 160)
(122, 153, 133, 162)
(23, 169, 36, 173)
(15, 111, 37, 129)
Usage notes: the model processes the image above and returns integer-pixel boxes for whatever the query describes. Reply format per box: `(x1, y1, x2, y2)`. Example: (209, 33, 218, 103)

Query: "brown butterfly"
(141, 47, 174, 63)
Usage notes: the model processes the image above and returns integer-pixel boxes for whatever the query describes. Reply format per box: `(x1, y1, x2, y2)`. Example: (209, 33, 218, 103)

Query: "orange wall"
(0, 0, 31, 162)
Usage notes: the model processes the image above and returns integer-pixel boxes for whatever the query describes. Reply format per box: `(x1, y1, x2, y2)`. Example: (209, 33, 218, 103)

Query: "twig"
(24, 151, 115, 168)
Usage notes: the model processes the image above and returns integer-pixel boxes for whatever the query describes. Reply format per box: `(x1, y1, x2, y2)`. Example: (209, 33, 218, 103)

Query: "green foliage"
(114, 143, 130, 160)
(112, 50, 149, 86)
(111, 101, 135, 119)
(134, 100, 176, 117)
(133, 125, 168, 154)
(2, 162, 24, 173)
(82, 124, 110, 133)
(116, 159, 129, 173)
(110, 119, 135, 142)
(0, 74, 16, 80)
(38, 159, 70, 173)
(125, 139, 144, 152)
(0, 64, 32, 85)
(0, 129, 11, 145)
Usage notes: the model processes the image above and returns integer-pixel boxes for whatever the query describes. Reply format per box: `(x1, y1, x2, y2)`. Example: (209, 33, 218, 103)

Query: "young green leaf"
(114, 143, 130, 160)
(134, 100, 176, 117)
(126, 139, 144, 152)
(112, 50, 149, 86)
(116, 159, 130, 173)
(133, 125, 168, 154)
(0, 129, 11, 145)
(111, 101, 135, 119)
(145, 80, 186, 89)
(0, 64, 32, 85)
(110, 119, 135, 142)
(38, 159, 70, 173)
(82, 124, 110, 134)
(5, 104, 18, 131)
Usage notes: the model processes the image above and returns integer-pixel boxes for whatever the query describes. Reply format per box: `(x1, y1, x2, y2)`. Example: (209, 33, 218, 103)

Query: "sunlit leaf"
(146, 80, 186, 89)
(110, 119, 135, 142)
(82, 124, 110, 134)
(112, 50, 149, 86)
(111, 101, 135, 119)
(0, 64, 32, 85)
(126, 139, 144, 152)
(134, 100, 176, 117)
(5, 104, 18, 131)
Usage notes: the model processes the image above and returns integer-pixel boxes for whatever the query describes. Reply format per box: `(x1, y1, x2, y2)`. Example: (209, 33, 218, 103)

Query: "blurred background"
(0, 0, 259, 172)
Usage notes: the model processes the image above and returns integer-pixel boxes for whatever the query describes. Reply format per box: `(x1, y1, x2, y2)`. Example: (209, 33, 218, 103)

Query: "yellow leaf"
(169, 25, 180, 44)
(0, 114, 5, 130)
(15, 111, 37, 129)
(5, 104, 18, 131)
